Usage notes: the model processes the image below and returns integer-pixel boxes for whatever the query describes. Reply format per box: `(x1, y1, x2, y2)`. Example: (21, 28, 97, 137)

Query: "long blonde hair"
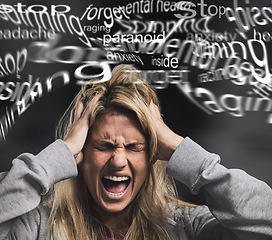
(46, 64, 188, 240)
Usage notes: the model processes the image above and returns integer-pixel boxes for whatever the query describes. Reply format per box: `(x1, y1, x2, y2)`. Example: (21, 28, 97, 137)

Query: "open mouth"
(102, 175, 131, 196)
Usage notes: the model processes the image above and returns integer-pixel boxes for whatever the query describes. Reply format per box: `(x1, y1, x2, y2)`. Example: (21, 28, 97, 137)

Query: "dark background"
(0, 0, 271, 204)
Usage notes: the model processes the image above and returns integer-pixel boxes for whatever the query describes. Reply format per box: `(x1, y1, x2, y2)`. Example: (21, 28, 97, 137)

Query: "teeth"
(104, 175, 130, 182)
(109, 192, 125, 196)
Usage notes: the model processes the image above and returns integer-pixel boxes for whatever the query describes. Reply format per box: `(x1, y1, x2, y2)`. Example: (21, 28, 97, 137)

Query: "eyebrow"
(94, 140, 146, 147)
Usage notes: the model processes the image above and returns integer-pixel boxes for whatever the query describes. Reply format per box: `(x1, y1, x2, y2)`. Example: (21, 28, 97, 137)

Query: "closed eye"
(93, 141, 115, 151)
(125, 143, 146, 152)
(92, 141, 146, 152)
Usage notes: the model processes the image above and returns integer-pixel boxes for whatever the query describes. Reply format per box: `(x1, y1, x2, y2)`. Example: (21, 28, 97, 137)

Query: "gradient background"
(0, 0, 271, 204)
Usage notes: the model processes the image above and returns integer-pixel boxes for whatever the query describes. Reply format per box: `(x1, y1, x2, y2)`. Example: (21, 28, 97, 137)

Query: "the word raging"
(177, 82, 272, 124)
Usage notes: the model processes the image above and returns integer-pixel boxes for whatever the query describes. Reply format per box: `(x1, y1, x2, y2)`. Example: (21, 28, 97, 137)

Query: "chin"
(101, 202, 129, 213)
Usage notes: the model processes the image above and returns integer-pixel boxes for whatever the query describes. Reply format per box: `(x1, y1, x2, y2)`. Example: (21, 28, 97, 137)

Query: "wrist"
(64, 138, 76, 156)
(168, 134, 184, 155)
(159, 134, 184, 160)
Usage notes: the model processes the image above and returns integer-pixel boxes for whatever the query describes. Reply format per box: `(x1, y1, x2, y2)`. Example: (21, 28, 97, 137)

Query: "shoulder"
(1, 204, 50, 239)
(167, 203, 217, 240)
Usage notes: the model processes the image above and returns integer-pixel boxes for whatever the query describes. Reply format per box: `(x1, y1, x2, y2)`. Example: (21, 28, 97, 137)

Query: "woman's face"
(83, 110, 148, 215)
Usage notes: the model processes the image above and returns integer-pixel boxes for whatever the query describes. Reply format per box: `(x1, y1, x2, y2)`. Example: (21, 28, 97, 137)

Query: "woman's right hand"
(64, 95, 100, 164)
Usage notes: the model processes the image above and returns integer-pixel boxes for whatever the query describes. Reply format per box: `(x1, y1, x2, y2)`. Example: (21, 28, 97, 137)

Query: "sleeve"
(0, 140, 78, 239)
(166, 137, 272, 240)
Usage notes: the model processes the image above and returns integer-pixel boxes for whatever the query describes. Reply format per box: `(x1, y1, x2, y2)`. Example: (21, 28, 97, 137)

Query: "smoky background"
(0, 0, 271, 204)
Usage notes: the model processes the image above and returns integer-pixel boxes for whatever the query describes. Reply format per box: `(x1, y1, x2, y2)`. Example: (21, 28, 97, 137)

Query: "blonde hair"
(46, 64, 189, 240)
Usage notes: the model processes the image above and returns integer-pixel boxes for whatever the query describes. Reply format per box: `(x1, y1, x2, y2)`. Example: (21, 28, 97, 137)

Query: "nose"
(109, 148, 128, 169)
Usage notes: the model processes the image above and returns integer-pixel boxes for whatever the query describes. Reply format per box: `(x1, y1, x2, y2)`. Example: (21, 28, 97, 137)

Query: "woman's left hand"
(147, 101, 183, 161)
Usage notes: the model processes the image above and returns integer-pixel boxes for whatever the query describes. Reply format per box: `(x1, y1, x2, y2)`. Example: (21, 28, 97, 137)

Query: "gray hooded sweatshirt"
(0, 137, 271, 239)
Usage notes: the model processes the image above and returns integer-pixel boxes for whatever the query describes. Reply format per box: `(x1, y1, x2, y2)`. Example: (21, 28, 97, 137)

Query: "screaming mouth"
(102, 175, 131, 196)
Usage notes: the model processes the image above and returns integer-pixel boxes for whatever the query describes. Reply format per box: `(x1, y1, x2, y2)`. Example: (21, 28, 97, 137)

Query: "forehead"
(90, 110, 145, 140)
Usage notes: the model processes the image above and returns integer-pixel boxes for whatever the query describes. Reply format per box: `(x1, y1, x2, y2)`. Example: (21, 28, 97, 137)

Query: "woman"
(0, 64, 271, 240)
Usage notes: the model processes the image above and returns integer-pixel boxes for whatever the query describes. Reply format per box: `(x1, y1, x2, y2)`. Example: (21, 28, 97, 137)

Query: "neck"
(94, 204, 131, 228)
